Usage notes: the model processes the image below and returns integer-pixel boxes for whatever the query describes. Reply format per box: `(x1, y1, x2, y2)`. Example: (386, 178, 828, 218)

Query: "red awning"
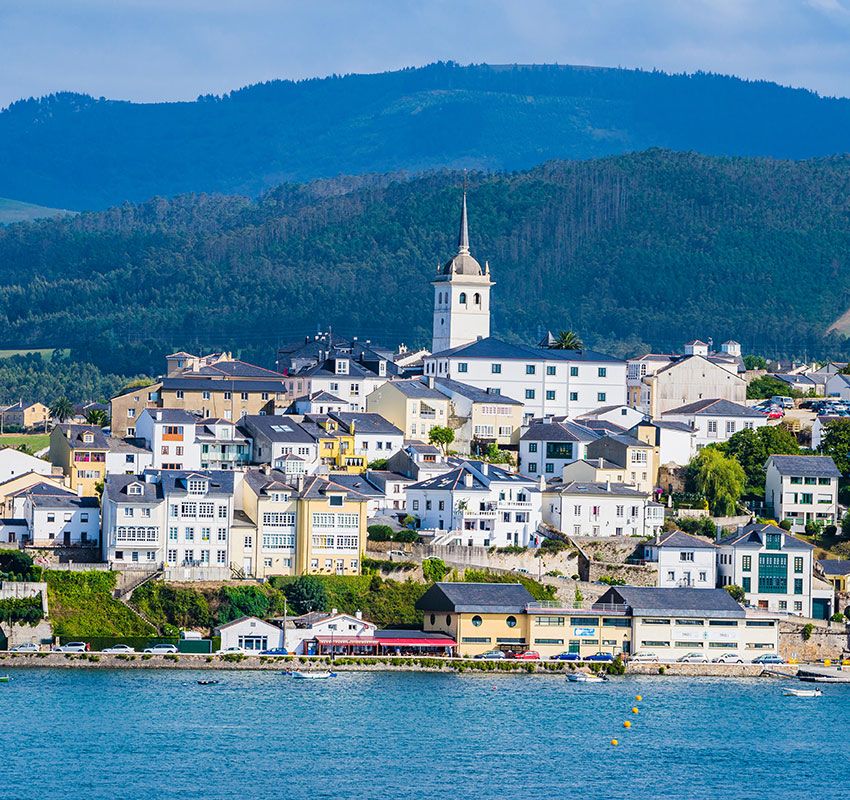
(377, 637, 456, 647)
(314, 636, 378, 646)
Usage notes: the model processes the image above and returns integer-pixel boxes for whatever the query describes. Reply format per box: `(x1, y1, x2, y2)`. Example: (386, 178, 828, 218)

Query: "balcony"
(462, 508, 497, 518)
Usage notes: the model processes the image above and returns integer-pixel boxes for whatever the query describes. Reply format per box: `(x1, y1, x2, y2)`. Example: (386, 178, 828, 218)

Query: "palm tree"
(49, 396, 75, 423)
(552, 330, 584, 350)
(85, 408, 108, 427)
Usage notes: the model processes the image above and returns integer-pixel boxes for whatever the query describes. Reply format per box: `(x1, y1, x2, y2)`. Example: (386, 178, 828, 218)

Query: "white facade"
(424, 339, 627, 420)
(0, 449, 53, 484)
(661, 399, 767, 450)
(25, 492, 100, 548)
(643, 531, 717, 588)
(765, 455, 840, 533)
(284, 612, 376, 655)
(518, 419, 599, 479)
(105, 439, 155, 476)
(651, 422, 698, 467)
(579, 404, 645, 429)
(216, 616, 284, 652)
(407, 461, 542, 547)
(825, 373, 850, 400)
(542, 482, 663, 537)
(135, 409, 202, 470)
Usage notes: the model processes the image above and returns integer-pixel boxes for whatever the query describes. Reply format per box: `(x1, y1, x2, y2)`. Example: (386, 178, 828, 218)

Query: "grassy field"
(0, 348, 69, 361)
(0, 197, 72, 225)
(0, 433, 50, 452)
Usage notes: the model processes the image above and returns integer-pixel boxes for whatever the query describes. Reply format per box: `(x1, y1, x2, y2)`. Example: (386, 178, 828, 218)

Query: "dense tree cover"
(689, 449, 746, 516)
(4, 151, 850, 376)
(0, 550, 42, 581)
(819, 418, 850, 476)
(747, 375, 808, 400)
(5, 62, 850, 209)
(720, 426, 801, 497)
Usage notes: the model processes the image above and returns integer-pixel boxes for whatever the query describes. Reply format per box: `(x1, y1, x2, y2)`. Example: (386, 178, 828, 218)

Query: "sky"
(3, 0, 850, 108)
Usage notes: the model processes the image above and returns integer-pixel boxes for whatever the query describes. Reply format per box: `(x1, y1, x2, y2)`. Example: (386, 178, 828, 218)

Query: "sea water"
(0, 669, 847, 799)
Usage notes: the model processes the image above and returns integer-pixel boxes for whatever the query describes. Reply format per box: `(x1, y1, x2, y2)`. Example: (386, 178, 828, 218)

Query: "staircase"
(114, 566, 162, 600)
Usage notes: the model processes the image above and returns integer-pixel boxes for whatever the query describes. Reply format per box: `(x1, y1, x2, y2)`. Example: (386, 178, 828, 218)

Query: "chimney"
(605, 479, 611, 492)
(261, 464, 270, 475)
(538, 475, 546, 491)
(331, 608, 338, 616)
(296, 474, 305, 493)
(464, 472, 473, 488)
(481, 463, 489, 476)
(355, 610, 363, 620)
(597, 458, 603, 468)
(427, 376, 435, 389)
(77, 484, 83, 497)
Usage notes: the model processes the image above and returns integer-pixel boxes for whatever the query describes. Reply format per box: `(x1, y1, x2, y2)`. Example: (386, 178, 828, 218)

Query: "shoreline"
(0, 652, 795, 677)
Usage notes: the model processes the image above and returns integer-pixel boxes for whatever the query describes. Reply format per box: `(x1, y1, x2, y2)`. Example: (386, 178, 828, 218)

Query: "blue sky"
(3, 0, 850, 108)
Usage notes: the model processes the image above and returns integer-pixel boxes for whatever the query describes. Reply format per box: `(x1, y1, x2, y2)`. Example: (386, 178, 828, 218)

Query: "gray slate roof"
(433, 377, 523, 405)
(330, 412, 403, 436)
(408, 460, 536, 492)
(663, 398, 764, 418)
(817, 559, 850, 576)
(385, 379, 446, 400)
(104, 475, 163, 504)
(520, 419, 600, 443)
(717, 523, 814, 550)
(415, 582, 534, 613)
(596, 586, 744, 618)
(548, 481, 648, 497)
(432, 336, 623, 363)
(652, 530, 716, 550)
(57, 424, 110, 450)
(240, 415, 316, 443)
(767, 455, 841, 478)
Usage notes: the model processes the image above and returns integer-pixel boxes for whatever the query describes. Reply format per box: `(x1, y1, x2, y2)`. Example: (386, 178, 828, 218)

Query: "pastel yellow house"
(234, 468, 368, 579)
(1, 401, 51, 431)
(48, 424, 109, 496)
(299, 417, 365, 474)
(366, 378, 450, 442)
(0, 471, 67, 517)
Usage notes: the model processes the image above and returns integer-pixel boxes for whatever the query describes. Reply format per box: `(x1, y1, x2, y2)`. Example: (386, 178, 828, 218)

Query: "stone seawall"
(0, 652, 789, 678)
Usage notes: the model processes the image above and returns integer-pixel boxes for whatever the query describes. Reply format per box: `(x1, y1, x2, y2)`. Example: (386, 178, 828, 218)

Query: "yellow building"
(110, 352, 288, 437)
(299, 416, 365, 474)
(0, 471, 67, 517)
(818, 559, 850, 592)
(48, 424, 109, 496)
(366, 378, 451, 442)
(1, 401, 50, 431)
(234, 468, 368, 579)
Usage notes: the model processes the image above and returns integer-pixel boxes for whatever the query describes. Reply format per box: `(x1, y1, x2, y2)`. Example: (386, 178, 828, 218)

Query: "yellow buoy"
(623, 720, 631, 728)
(825, 659, 832, 667)
(611, 739, 619, 746)
(631, 707, 639, 714)
(635, 694, 643, 701)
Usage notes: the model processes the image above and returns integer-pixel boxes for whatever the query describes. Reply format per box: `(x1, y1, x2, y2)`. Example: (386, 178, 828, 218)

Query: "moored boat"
(782, 687, 822, 697)
(567, 671, 608, 683)
(290, 670, 336, 680)
(0, 675, 8, 683)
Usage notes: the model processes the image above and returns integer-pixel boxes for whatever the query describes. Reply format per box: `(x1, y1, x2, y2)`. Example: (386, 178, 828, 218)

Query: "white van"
(770, 395, 794, 409)
(179, 630, 202, 641)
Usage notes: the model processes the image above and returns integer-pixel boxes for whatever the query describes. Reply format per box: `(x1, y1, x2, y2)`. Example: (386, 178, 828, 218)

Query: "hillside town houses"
(1, 187, 847, 643)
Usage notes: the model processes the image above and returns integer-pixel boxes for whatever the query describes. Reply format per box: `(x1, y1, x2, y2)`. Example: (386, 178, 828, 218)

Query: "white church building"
(423, 191, 626, 420)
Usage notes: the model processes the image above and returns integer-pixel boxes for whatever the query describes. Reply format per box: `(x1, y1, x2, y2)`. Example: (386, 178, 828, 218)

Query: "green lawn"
(0, 197, 73, 225)
(0, 433, 51, 452)
(0, 348, 69, 361)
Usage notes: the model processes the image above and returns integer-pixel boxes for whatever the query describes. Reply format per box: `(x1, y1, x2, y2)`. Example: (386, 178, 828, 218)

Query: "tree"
(283, 575, 328, 614)
(483, 442, 513, 465)
(551, 330, 583, 350)
(743, 354, 767, 370)
(724, 584, 746, 603)
(422, 557, 449, 583)
(85, 408, 108, 427)
(689, 448, 745, 516)
(428, 425, 454, 455)
(49, 396, 75, 423)
(722, 425, 799, 497)
(746, 375, 801, 400)
(818, 417, 850, 476)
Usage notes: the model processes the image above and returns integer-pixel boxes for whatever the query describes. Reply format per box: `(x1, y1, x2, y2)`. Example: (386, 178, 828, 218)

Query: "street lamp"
(328, 623, 337, 661)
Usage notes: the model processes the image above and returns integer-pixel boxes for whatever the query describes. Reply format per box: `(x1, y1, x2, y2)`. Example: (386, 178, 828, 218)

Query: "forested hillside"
(2, 149, 850, 379)
(4, 62, 850, 209)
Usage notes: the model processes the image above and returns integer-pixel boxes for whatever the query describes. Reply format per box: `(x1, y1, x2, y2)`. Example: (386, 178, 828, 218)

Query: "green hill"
(1, 149, 850, 375)
(0, 197, 70, 224)
(4, 62, 850, 210)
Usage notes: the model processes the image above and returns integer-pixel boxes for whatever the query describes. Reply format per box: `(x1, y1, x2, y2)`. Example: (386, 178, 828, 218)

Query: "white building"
(19, 482, 100, 549)
(765, 455, 840, 533)
(811, 415, 841, 450)
(431, 190, 493, 354)
(642, 529, 717, 588)
(327, 412, 404, 462)
(135, 409, 202, 470)
(239, 415, 319, 471)
(102, 470, 235, 572)
(286, 355, 390, 413)
(716, 523, 831, 617)
(578, 404, 646, 430)
(195, 418, 251, 470)
(292, 391, 351, 416)
(640, 420, 697, 468)
(105, 436, 155, 476)
(406, 460, 542, 547)
(825, 372, 850, 400)
(661, 398, 767, 450)
(518, 418, 600, 478)
(424, 338, 627, 420)
(542, 481, 663, 537)
(0, 448, 54, 484)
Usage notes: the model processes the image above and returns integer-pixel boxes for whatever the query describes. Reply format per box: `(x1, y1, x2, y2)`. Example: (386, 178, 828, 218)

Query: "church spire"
(457, 174, 469, 254)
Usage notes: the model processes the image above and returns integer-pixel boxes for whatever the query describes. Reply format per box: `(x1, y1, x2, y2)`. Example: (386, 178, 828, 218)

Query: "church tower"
(431, 190, 493, 354)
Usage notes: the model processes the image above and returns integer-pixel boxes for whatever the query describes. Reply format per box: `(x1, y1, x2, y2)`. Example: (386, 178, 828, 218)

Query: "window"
(240, 392, 249, 401)
(169, 527, 178, 541)
(545, 463, 554, 474)
(742, 555, 751, 572)
(176, 390, 184, 400)
(491, 363, 502, 374)
(471, 615, 483, 627)
(203, 391, 211, 400)
(707, 420, 718, 434)
(570, 366, 578, 377)
(726, 421, 736, 434)
(527, 462, 537, 473)
(597, 393, 606, 403)
(526, 365, 536, 375)
(794, 556, 803, 573)
(765, 532, 782, 550)
(528, 443, 538, 453)
(506, 616, 517, 628)
(127, 408, 136, 419)
(185, 527, 195, 541)
(458, 363, 468, 373)
(329, 495, 343, 507)
(546, 390, 556, 401)
(794, 578, 803, 595)
(679, 551, 694, 562)
(459, 292, 467, 304)
(224, 391, 232, 400)
(569, 392, 578, 402)
(525, 389, 535, 400)
(412, 500, 419, 511)
(546, 442, 573, 459)
(546, 366, 556, 376)
(598, 367, 606, 378)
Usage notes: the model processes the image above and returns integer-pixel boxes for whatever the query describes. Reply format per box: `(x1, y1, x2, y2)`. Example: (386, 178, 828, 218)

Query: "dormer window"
(335, 359, 349, 375)
(127, 483, 143, 496)
(187, 478, 208, 495)
(329, 495, 344, 507)
(83, 433, 94, 444)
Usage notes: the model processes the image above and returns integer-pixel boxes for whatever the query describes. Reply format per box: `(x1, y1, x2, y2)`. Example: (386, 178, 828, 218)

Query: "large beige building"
(366, 378, 451, 442)
(233, 468, 369, 579)
(111, 352, 287, 437)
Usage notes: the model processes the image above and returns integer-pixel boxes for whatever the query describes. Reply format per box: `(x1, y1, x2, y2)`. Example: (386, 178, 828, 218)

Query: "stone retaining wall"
(779, 619, 849, 662)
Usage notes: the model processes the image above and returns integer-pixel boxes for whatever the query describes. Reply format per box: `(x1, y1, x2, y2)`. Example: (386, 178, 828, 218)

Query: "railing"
(590, 603, 629, 613)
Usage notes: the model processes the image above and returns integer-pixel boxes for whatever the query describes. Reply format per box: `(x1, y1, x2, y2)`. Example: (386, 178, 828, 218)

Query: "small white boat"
(567, 672, 607, 683)
(783, 687, 822, 697)
(290, 670, 336, 680)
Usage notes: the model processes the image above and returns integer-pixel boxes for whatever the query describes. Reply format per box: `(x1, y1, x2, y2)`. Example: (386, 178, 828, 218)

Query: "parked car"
(509, 650, 540, 660)
(216, 646, 246, 655)
(770, 395, 794, 409)
(766, 409, 784, 420)
(711, 653, 744, 664)
(9, 642, 39, 652)
(584, 652, 614, 662)
(143, 643, 179, 654)
(52, 642, 88, 653)
(629, 652, 659, 663)
(677, 652, 709, 663)
(102, 644, 136, 654)
(473, 650, 506, 660)
(550, 651, 581, 661)
(751, 653, 784, 664)
(259, 648, 290, 656)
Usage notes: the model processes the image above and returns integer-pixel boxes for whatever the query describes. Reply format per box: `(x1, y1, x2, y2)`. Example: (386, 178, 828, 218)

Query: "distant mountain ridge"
(4, 62, 850, 209)
(1, 149, 850, 377)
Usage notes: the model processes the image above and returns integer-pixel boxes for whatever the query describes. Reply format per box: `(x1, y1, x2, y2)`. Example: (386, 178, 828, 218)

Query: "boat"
(289, 670, 336, 680)
(0, 675, 8, 683)
(782, 687, 822, 697)
(567, 672, 608, 683)
(197, 679, 220, 685)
